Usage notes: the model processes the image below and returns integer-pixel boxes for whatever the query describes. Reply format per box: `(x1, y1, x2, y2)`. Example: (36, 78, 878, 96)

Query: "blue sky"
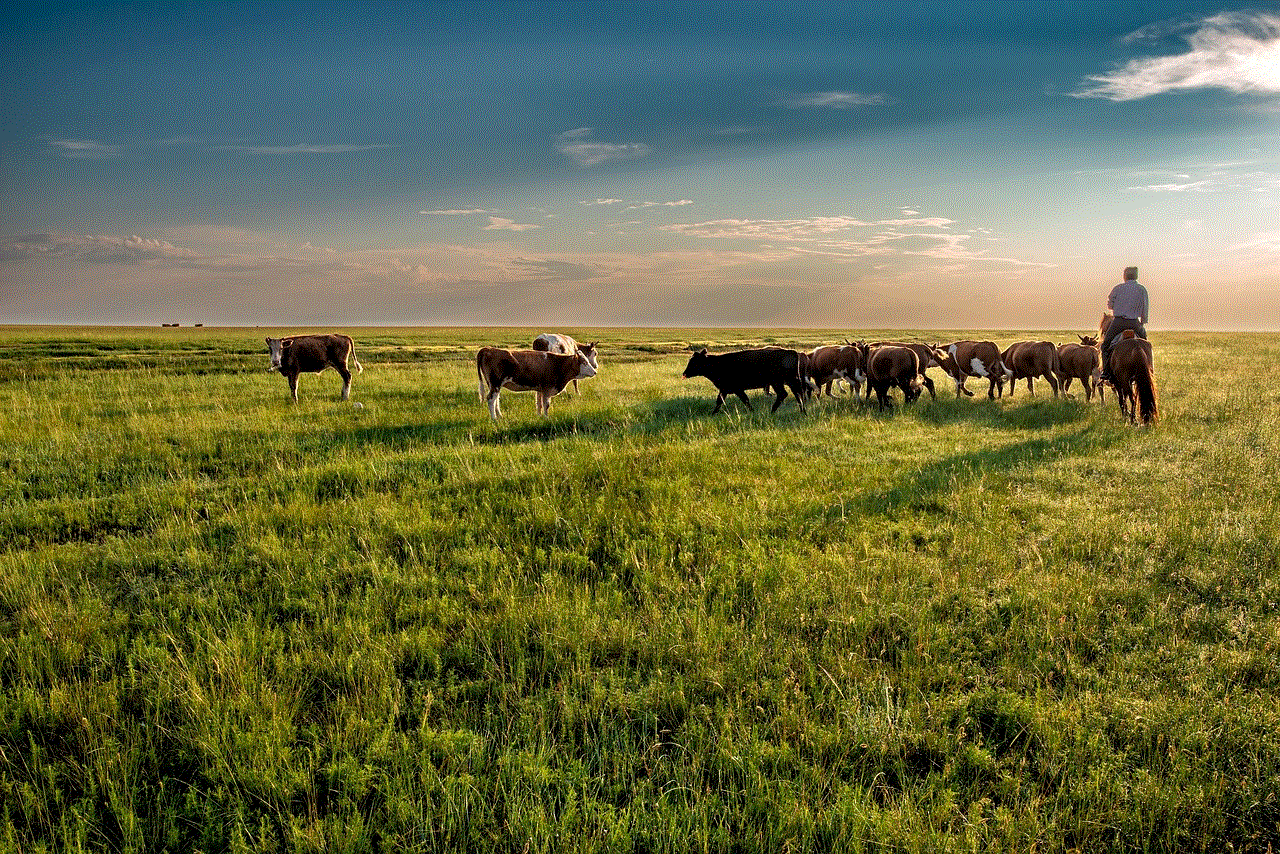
(2, 1, 1277, 329)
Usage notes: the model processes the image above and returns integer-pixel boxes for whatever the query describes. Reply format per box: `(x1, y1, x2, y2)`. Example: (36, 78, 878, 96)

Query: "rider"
(1099, 266, 1148, 384)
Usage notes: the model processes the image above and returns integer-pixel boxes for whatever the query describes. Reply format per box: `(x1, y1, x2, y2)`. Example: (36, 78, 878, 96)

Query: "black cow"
(682, 347, 809, 414)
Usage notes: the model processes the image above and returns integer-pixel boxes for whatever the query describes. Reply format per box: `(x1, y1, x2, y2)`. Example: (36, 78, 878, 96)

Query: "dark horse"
(1099, 314, 1158, 425)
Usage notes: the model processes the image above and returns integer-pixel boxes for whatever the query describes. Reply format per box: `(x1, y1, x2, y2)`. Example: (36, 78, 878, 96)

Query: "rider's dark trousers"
(1101, 316, 1146, 373)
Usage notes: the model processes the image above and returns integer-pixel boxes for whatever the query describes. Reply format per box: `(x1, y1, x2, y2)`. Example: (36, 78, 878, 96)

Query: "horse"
(1099, 314, 1157, 425)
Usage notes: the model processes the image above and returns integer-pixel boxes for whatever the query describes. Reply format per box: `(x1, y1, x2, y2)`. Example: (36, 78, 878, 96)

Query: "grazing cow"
(476, 347, 596, 419)
(532, 333, 599, 394)
(872, 341, 948, 400)
(1001, 341, 1061, 397)
(806, 344, 865, 399)
(860, 344, 921, 411)
(265, 334, 363, 402)
(682, 347, 809, 414)
(935, 341, 1006, 399)
(1056, 335, 1103, 402)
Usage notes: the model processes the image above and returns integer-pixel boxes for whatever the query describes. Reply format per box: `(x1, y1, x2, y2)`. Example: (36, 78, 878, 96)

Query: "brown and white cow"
(1056, 335, 1103, 402)
(1001, 341, 1061, 397)
(265, 334, 363, 402)
(806, 344, 865, 399)
(476, 347, 597, 419)
(532, 333, 599, 394)
(935, 341, 1006, 399)
(859, 344, 921, 411)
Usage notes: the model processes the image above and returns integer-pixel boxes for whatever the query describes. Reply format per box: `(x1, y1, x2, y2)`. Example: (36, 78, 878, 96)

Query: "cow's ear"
(282, 338, 294, 348)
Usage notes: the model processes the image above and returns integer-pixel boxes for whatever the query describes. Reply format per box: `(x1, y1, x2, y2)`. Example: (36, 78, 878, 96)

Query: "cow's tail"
(347, 335, 364, 373)
(1135, 358, 1158, 425)
(477, 352, 487, 401)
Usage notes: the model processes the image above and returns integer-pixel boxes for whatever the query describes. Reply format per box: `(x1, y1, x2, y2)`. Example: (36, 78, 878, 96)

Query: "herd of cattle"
(265, 331, 1114, 420)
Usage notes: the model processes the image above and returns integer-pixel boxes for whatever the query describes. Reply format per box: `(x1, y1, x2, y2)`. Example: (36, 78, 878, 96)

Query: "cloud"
(218, 143, 394, 154)
(662, 216, 872, 241)
(1072, 11, 1280, 101)
(783, 91, 887, 109)
(557, 128, 651, 167)
(483, 216, 540, 232)
(0, 232, 195, 263)
(48, 139, 120, 159)
(421, 209, 492, 215)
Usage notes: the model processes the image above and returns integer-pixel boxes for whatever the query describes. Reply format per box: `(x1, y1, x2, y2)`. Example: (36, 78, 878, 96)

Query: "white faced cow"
(265, 334, 363, 402)
(532, 333, 599, 395)
(477, 347, 597, 419)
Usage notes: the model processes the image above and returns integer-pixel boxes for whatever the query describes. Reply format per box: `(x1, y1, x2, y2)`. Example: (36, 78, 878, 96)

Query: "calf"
(1056, 335, 1103, 402)
(682, 347, 809, 414)
(861, 344, 921, 411)
(476, 347, 596, 419)
(935, 341, 1006, 399)
(265, 334, 363, 402)
(532, 333, 599, 394)
(806, 344, 865, 399)
(1001, 341, 1060, 397)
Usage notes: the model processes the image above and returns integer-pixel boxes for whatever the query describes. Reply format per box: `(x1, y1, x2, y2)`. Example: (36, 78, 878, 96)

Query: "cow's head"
(1078, 334, 1098, 347)
(682, 349, 709, 379)
(578, 342, 600, 371)
(575, 352, 598, 380)
(265, 337, 293, 372)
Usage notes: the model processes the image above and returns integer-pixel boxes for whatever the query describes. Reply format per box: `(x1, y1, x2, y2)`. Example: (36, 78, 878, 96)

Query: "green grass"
(1, 325, 1278, 853)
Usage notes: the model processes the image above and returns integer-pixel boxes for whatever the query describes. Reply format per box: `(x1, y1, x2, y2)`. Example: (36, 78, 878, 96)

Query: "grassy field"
(1, 325, 1278, 853)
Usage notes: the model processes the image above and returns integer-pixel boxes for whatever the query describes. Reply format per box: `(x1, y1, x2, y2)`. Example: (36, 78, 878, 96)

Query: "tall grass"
(1, 326, 1278, 853)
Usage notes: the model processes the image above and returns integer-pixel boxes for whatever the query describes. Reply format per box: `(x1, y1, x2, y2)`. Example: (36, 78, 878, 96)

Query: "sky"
(2, 1, 1278, 330)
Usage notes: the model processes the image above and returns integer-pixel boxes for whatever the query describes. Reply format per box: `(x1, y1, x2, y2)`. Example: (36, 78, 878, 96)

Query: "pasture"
(1, 325, 1278, 853)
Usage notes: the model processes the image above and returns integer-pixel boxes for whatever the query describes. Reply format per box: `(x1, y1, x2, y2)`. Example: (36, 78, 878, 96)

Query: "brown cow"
(1056, 335, 1103, 402)
(860, 344, 921, 411)
(935, 341, 1005, 399)
(1001, 341, 1060, 397)
(476, 347, 597, 419)
(872, 341, 947, 400)
(806, 344, 865, 399)
(265, 334, 363, 402)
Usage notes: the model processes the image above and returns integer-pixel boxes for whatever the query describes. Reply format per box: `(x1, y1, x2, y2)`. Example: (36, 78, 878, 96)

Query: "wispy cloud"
(421, 209, 492, 215)
(217, 143, 394, 154)
(48, 139, 120, 159)
(483, 216, 540, 232)
(582, 198, 694, 209)
(783, 91, 886, 109)
(1072, 11, 1280, 101)
(557, 128, 651, 167)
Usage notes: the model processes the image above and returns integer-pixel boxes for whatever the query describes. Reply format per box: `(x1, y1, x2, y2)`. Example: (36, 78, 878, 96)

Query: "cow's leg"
(287, 372, 300, 402)
(1046, 373, 1059, 397)
(712, 392, 727, 414)
(789, 381, 808, 412)
(736, 391, 754, 411)
(336, 364, 353, 400)
(922, 374, 936, 400)
(487, 388, 502, 419)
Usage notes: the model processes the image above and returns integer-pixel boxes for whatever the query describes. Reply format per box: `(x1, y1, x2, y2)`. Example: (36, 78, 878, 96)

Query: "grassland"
(1, 325, 1277, 853)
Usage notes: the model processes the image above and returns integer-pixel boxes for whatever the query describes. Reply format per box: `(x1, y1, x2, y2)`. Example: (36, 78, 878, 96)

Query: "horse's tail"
(1134, 359, 1158, 425)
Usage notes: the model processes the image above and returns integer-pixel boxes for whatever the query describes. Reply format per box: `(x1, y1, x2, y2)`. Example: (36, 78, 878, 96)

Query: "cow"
(476, 347, 596, 419)
(1056, 335, 1103, 402)
(682, 347, 809, 414)
(1001, 341, 1061, 397)
(935, 341, 1006, 399)
(859, 344, 921, 411)
(871, 341, 948, 401)
(806, 344, 865, 399)
(265, 334, 363, 402)
(532, 333, 599, 394)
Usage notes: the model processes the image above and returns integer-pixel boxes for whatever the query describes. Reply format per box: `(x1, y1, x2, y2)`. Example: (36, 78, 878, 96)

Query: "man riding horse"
(1099, 266, 1148, 385)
